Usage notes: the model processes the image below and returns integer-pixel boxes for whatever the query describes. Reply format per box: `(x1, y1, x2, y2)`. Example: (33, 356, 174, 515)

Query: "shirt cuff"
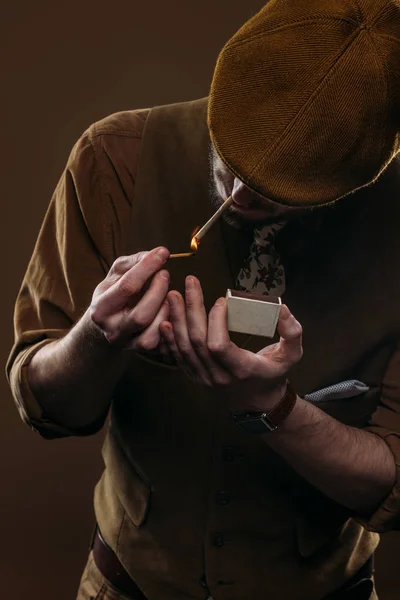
(353, 431, 400, 533)
(8, 341, 103, 439)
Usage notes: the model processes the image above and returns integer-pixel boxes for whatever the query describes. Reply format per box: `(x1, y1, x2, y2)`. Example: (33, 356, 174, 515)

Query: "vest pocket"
(295, 513, 348, 558)
(293, 488, 351, 558)
(102, 431, 151, 528)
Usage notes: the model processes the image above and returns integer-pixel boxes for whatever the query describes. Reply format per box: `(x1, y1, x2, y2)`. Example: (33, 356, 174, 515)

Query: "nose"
(232, 180, 256, 206)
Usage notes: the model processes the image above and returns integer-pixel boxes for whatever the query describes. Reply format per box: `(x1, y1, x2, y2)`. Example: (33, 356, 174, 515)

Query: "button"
(215, 491, 231, 505)
(222, 447, 235, 461)
(213, 532, 225, 547)
(199, 573, 209, 589)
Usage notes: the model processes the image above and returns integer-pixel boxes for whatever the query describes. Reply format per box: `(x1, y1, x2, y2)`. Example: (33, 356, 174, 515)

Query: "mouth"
(231, 199, 271, 218)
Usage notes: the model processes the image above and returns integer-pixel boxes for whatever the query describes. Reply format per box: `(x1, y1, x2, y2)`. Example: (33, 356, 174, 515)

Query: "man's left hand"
(159, 276, 303, 413)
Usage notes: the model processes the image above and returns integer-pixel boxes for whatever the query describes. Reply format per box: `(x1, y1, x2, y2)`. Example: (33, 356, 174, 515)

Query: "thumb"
(259, 305, 303, 368)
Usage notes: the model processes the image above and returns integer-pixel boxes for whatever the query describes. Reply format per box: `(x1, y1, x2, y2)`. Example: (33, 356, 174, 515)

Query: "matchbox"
(226, 289, 282, 338)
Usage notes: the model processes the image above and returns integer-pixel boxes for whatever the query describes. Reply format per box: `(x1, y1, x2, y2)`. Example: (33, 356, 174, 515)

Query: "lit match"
(169, 252, 196, 259)
(169, 195, 233, 259)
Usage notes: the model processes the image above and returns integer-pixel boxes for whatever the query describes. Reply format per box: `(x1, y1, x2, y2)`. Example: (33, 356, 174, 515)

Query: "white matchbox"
(226, 289, 282, 338)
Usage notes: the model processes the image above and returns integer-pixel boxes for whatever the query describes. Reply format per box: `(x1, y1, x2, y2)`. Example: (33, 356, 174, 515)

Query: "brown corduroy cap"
(208, 0, 400, 206)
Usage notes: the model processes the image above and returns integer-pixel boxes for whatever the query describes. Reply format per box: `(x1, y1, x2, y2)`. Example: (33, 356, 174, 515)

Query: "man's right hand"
(90, 247, 170, 351)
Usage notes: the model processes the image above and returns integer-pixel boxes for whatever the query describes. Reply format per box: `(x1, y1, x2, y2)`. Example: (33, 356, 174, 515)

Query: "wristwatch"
(232, 382, 297, 434)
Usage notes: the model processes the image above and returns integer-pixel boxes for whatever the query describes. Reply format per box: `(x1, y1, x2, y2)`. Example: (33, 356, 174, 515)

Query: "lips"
(232, 195, 263, 212)
(231, 202, 272, 221)
(232, 200, 255, 212)
(233, 199, 259, 210)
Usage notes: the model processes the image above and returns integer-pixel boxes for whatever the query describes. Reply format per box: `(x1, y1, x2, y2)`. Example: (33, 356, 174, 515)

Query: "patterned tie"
(236, 221, 286, 296)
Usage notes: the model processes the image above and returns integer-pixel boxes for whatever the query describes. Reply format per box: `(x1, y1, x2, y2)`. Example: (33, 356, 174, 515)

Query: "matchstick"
(169, 252, 196, 259)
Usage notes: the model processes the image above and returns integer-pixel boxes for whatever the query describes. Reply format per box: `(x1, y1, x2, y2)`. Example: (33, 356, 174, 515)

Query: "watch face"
(235, 415, 277, 434)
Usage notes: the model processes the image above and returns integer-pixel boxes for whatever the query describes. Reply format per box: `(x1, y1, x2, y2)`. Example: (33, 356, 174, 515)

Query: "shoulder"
(87, 97, 208, 141)
(66, 108, 151, 184)
(66, 98, 208, 184)
(65, 108, 150, 176)
(89, 107, 150, 140)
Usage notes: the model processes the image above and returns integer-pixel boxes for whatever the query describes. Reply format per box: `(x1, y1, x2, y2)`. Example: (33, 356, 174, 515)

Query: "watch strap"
(233, 382, 297, 433)
(265, 382, 297, 429)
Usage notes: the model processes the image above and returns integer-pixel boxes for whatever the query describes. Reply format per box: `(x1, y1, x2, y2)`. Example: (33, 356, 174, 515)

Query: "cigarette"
(169, 252, 196, 259)
(169, 196, 234, 258)
(194, 196, 234, 243)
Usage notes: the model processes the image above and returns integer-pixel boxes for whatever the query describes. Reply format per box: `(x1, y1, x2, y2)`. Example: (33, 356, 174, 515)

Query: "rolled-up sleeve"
(5, 118, 140, 438)
(355, 345, 400, 532)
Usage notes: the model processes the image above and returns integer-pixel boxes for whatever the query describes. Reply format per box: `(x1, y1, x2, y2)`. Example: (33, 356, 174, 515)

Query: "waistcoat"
(93, 98, 400, 600)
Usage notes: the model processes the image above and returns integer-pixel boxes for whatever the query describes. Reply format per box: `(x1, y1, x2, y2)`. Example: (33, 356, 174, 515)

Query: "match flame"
(190, 226, 200, 252)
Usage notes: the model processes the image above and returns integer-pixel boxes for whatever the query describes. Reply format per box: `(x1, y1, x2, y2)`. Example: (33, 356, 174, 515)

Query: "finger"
(185, 278, 232, 385)
(207, 298, 246, 376)
(97, 247, 170, 317)
(158, 339, 175, 364)
(129, 299, 170, 352)
(123, 269, 170, 335)
(159, 321, 196, 379)
(102, 269, 169, 341)
(94, 252, 151, 297)
(185, 276, 208, 356)
(108, 251, 150, 279)
(168, 291, 212, 384)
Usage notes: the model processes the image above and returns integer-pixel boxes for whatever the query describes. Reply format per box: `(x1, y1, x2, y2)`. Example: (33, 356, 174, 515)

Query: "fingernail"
(156, 247, 169, 261)
(160, 270, 170, 280)
(168, 294, 177, 307)
(215, 297, 225, 307)
(186, 276, 194, 290)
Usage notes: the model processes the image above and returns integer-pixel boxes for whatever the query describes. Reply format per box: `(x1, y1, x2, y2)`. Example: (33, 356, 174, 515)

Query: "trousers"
(75, 550, 378, 600)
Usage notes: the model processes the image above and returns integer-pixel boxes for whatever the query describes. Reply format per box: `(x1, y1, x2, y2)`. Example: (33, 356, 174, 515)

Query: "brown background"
(1, 1, 399, 598)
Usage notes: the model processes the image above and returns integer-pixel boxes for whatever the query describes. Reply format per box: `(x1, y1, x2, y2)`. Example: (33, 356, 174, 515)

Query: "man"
(6, 0, 400, 598)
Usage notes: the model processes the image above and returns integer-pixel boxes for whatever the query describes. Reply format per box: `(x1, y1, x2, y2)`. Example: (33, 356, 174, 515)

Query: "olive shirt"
(6, 98, 400, 600)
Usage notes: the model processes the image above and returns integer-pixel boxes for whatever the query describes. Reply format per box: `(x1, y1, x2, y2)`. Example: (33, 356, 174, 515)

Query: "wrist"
(234, 381, 288, 414)
(84, 309, 124, 352)
(232, 382, 298, 434)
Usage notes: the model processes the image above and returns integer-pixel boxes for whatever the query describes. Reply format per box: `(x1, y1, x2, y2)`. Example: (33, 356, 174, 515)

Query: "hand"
(160, 276, 303, 413)
(90, 247, 171, 351)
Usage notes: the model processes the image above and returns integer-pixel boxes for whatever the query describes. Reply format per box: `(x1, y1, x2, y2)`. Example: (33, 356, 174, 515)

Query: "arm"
(264, 395, 395, 515)
(160, 275, 397, 519)
(6, 123, 170, 436)
(26, 309, 129, 431)
(27, 246, 170, 432)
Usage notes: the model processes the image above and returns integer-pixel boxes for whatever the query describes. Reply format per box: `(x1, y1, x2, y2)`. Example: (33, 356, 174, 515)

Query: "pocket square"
(304, 380, 370, 403)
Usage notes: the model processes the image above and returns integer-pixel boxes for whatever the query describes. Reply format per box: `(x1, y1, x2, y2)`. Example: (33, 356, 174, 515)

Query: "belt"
(325, 555, 374, 600)
(93, 527, 374, 600)
(92, 528, 148, 599)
